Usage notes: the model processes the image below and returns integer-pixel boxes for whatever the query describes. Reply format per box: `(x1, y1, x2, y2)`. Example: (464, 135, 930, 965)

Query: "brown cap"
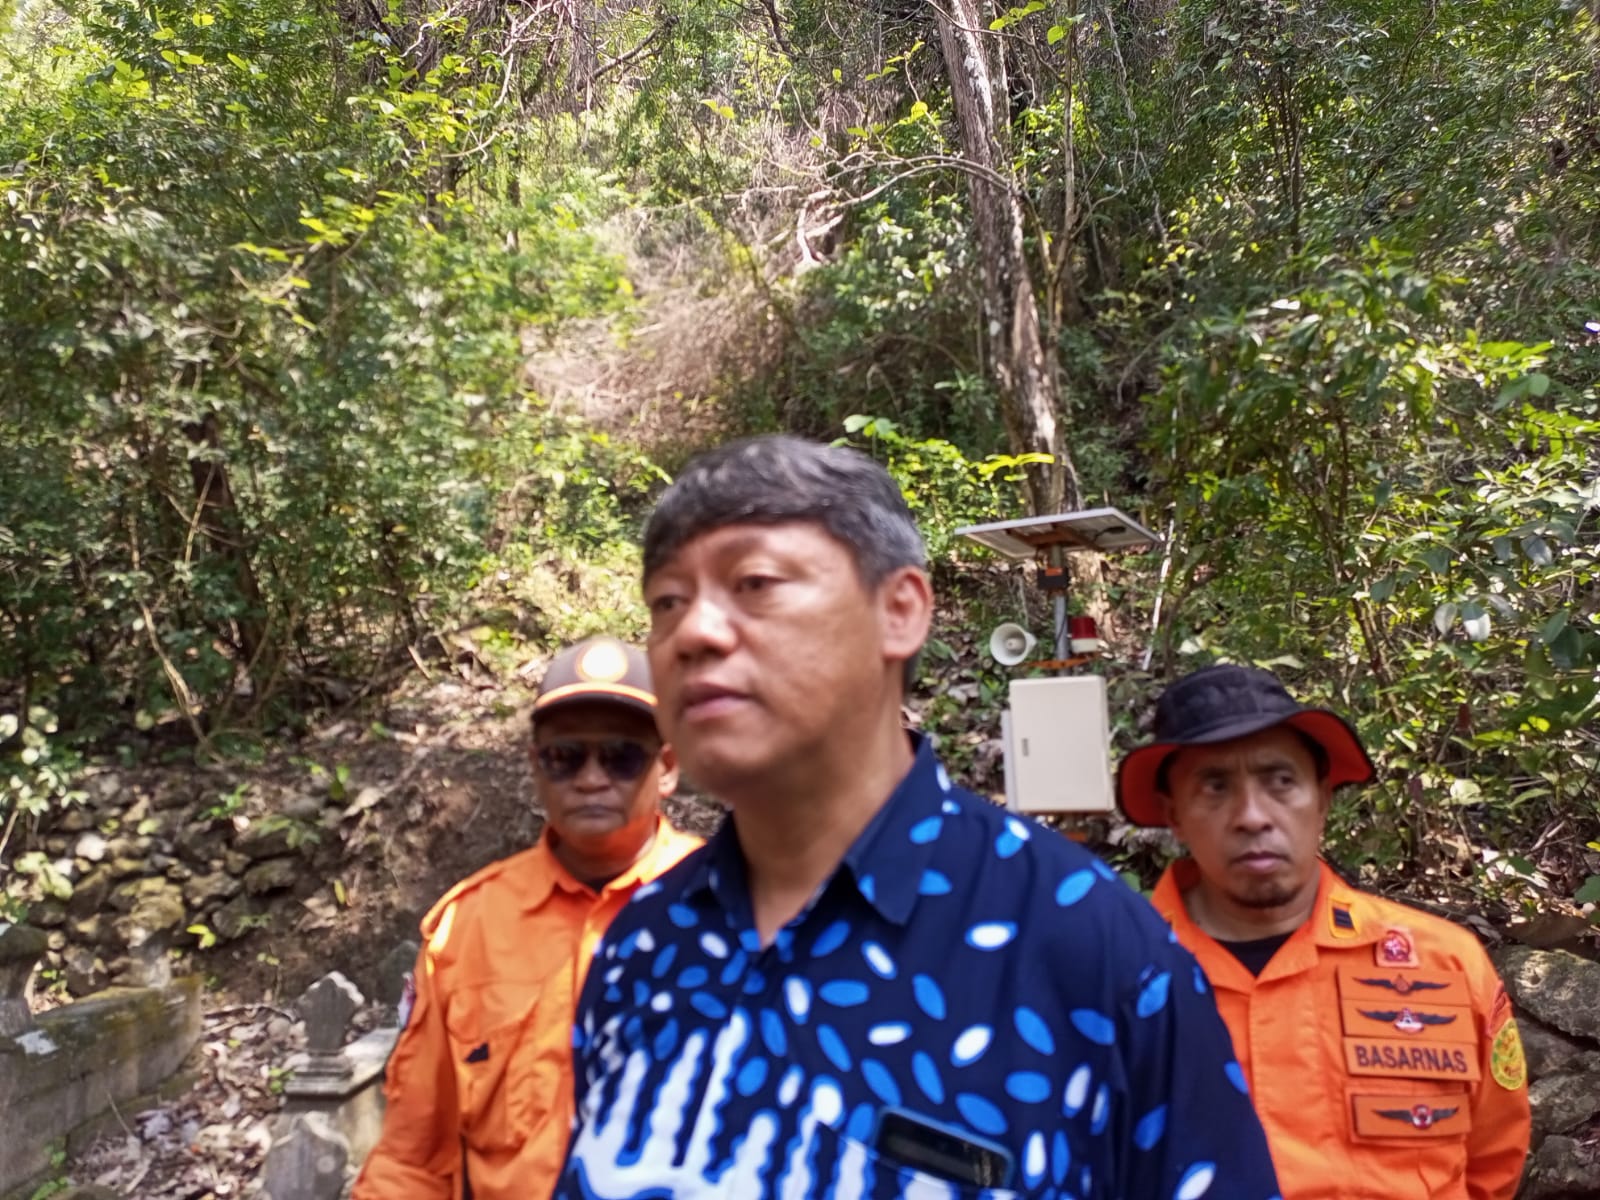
(531, 636, 657, 726)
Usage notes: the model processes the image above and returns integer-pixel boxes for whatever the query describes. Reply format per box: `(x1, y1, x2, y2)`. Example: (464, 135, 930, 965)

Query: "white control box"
(1004, 676, 1115, 814)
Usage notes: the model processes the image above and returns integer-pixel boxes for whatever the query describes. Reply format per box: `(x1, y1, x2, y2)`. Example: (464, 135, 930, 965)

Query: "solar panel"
(954, 507, 1161, 560)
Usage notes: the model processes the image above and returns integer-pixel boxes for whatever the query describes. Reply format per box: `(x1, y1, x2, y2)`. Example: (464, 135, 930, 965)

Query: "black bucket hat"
(1117, 663, 1376, 826)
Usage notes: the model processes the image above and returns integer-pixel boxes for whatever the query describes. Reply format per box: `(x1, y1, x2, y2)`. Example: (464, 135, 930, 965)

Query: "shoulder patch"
(1330, 900, 1359, 938)
(1491, 1016, 1527, 1090)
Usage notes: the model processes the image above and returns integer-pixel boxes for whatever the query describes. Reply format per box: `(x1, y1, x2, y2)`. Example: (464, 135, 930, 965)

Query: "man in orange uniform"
(352, 636, 702, 1200)
(1118, 663, 1530, 1200)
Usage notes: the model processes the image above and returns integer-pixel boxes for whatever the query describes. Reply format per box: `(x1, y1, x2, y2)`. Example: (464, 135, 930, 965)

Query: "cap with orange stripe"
(532, 636, 657, 728)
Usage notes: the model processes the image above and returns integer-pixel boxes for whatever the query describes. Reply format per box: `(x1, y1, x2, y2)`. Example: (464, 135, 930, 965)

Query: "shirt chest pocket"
(810, 1117, 1023, 1200)
(1343, 1081, 1472, 1198)
(447, 987, 565, 1153)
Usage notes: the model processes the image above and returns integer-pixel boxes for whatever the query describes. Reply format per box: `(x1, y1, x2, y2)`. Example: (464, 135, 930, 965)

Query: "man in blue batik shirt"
(553, 436, 1280, 1200)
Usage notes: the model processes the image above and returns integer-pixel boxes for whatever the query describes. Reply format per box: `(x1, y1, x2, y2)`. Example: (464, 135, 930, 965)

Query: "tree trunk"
(181, 412, 273, 684)
(932, 0, 1079, 514)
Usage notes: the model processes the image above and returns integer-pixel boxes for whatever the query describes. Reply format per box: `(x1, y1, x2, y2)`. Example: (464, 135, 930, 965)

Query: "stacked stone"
(1493, 945, 1600, 1199)
(12, 773, 344, 996)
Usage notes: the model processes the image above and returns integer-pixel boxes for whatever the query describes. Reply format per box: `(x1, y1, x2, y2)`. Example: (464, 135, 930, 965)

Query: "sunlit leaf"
(1432, 601, 1458, 636)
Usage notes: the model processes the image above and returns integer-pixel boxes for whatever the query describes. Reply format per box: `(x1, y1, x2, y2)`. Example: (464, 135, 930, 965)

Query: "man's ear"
(657, 742, 680, 797)
(1161, 791, 1186, 846)
(879, 565, 934, 666)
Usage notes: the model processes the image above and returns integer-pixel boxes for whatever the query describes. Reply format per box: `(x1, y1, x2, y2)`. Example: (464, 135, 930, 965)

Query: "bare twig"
(590, 18, 673, 85)
(0, 802, 23, 868)
(206, 1003, 298, 1023)
(102, 1087, 136, 1139)
(407, 644, 435, 681)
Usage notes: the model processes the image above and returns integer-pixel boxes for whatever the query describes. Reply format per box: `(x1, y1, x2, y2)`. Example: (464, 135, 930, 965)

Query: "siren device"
(988, 623, 1038, 667)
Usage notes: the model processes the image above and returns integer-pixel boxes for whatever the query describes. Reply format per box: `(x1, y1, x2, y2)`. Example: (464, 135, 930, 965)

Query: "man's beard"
(1228, 878, 1304, 910)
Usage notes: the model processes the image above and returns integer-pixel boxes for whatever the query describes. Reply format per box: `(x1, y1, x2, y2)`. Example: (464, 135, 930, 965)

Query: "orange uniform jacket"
(1151, 859, 1529, 1200)
(351, 822, 702, 1200)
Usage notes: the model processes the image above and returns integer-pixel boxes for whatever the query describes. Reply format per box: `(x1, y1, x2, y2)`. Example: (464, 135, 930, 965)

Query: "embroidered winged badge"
(1355, 976, 1448, 996)
(1377, 1104, 1459, 1130)
(1359, 1007, 1458, 1035)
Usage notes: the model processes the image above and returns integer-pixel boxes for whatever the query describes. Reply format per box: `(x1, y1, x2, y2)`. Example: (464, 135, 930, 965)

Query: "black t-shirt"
(1217, 931, 1293, 977)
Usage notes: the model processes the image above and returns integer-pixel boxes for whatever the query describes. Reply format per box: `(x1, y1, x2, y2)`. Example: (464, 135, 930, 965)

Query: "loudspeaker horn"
(988, 622, 1038, 666)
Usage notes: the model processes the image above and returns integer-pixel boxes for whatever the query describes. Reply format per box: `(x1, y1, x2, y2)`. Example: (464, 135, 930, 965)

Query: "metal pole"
(1001, 709, 1019, 813)
(1051, 545, 1068, 664)
(1049, 545, 1088, 840)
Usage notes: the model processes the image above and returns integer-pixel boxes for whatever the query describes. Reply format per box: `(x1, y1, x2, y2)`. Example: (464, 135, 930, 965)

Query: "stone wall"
(1497, 946, 1600, 1199)
(0, 923, 202, 1197)
(10, 771, 344, 997)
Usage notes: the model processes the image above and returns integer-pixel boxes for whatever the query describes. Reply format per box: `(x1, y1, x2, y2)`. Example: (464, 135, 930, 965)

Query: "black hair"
(1154, 726, 1331, 794)
(642, 435, 928, 692)
(642, 435, 928, 584)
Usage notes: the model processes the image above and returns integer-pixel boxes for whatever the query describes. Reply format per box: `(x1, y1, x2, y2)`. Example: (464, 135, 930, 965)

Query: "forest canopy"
(1, 0, 1597, 906)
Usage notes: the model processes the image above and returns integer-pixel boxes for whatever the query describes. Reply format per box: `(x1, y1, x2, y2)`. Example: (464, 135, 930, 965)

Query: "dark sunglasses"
(535, 738, 657, 783)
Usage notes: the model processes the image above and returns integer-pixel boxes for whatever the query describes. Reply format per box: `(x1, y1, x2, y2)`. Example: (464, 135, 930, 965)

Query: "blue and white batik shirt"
(554, 736, 1281, 1200)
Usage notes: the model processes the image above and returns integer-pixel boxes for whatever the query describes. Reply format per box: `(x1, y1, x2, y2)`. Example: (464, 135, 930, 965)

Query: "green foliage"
(1, 706, 86, 913)
(200, 782, 250, 822)
(1576, 873, 1600, 907)
(763, 193, 999, 447)
(26, 1140, 69, 1200)
(839, 416, 1052, 559)
(0, 708, 82, 820)
(253, 812, 321, 851)
(1153, 252, 1600, 869)
(0, 0, 643, 759)
(1, 0, 1597, 913)
(293, 757, 352, 804)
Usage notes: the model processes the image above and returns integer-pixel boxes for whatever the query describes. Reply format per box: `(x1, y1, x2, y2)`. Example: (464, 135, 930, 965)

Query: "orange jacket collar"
(524, 818, 686, 912)
(1151, 859, 1382, 987)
